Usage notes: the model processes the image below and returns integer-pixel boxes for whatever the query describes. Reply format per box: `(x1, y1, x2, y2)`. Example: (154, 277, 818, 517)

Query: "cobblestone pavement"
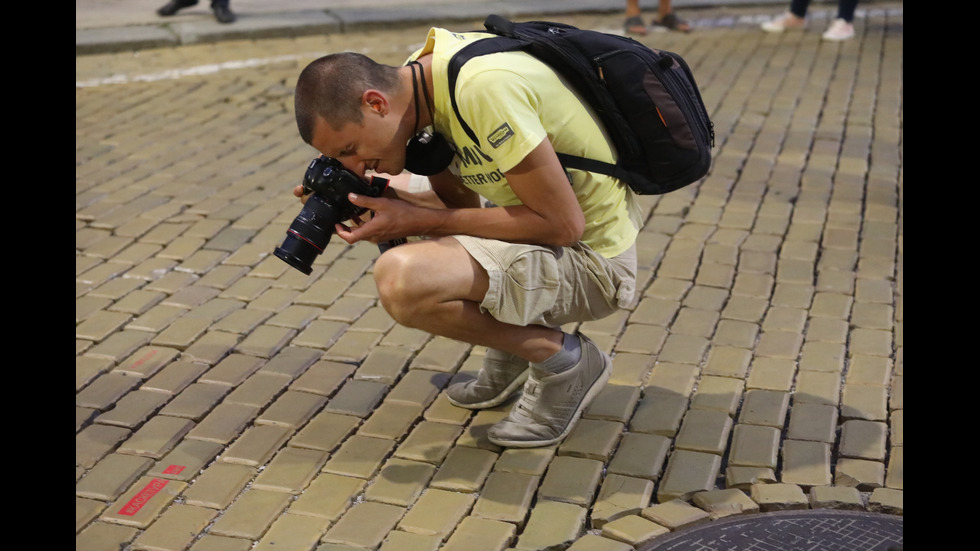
(76, 3, 903, 550)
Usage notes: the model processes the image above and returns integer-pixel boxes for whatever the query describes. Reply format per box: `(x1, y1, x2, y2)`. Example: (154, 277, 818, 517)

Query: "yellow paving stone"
(607, 432, 669, 481)
(810, 292, 853, 319)
(76, 355, 114, 392)
(293, 319, 349, 349)
(745, 357, 796, 392)
(183, 462, 256, 509)
(692, 488, 760, 519)
(113, 346, 181, 379)
(629, 391, 687, 437)
(590, 474, 654, 528)
(291, 359, 356, 395)
(675, 408, 733, 455)
(738, 389, 790, 427)
(640, 498, 710, 530)
(286, 409, 359, 451)
(355, 346, 413, 384)
(324, 330, 385, 362)
(839, 420, 888, 461)
(614, 323, 668, 355)
(76, 453, 154, 501)
(95, 389, 170, 428)
(423, 392, 475, 425)
(221, 424, 294, 466)
(600, 514, 669, 546)
(702, 346, 752, 379)
(793, 371, 841, 406)
(494, 445, 556, 476)
(560, 418, 624, 461)
(439, 516, 516, 551)
(585, 384, 641, 423)
(141, 360, 209, 395)
(76, 496, 107, 533)
(130, 504, 217, 551)
(235, 324, 298, 358)
(252, 446, 329, 493)
(411, 337, 472, 372)
(848, 328, 893, 357)
(185, 403, 260, 445)
(731, 273, 774, 298)
(76, 371, 141, 410)
(360, 402, 424, 440)
(755, 330, 804, 359)
(516, 500, 587, 550)
(397, 488, 477, 538)
(886, 447, 903, 490)
(835, 457, 885, 490)
(841, 383, 888, 421)
(799, 341, 846, 372)
(322, 435, 395, 478)
(324, 379, 389, 418)
(363, 457, 437, 507)
(117, 416, 195, 459)
(787, 402, 837, 443)
(257, 390, 328, 428)
(76, 522, 139, 551)
(781, 440, 832, 487)
(846, 355, 893, 386)
(101, 476, 188, 528)
(804, 317, 849, 343)
(198, 354, 265, 386)
(321, 501, 406, 549)
(253, 513, 331, 551)
(259, 346, 323, 378)
(148, 439, 224, 481)
(209, 488, 293, 539)
(729, 424, 780, 468)
(682, 285, 728, 312)
(386, 369, 453, 408)
(211, 308, 274, 335)
(808, 485, 864, 510)
(181, 330, 241, 365)
(690, 376, 743, 415)
(157, 382, 230, 421)
(289, 473, 366, 521)
(695, 261, 735, 288)
(606, 352, 654, 386)
(224, 371, 292, 408)
(394, 420, 463, 464)
(472, 471, 540, 526)
(721, 295, 768, 322)
(539, 455, 604, 506)
(670, 307, 720, 338)
(656, 450, 721, 502)
(645, 362, 698, 397)
(657, 333, 709, 365)
(770, 283, 814, 309)
(77, 310, 133, 342)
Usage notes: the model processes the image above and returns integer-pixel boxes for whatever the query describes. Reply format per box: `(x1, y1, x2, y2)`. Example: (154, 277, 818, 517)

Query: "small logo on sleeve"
(487, 123, 515, 149)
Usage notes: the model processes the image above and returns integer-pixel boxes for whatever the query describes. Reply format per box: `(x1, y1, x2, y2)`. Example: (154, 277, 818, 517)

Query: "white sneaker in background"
(822, 18, 855, 41)
(761, 11, 806, 32)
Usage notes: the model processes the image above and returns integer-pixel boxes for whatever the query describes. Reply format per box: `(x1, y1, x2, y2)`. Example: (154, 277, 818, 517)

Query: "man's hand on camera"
(334, 192, 411, 245)
(292, 184, 311, 204)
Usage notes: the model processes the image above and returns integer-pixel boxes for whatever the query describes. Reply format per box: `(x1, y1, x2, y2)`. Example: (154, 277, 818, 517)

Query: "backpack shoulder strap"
(446, 36, 527, 144)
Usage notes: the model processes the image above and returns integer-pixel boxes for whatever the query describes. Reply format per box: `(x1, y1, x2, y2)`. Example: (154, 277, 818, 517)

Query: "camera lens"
(274, 193, 340, 275)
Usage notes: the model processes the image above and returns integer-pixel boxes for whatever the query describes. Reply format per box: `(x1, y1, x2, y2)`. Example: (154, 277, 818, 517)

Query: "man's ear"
(363, 89, 388, 115)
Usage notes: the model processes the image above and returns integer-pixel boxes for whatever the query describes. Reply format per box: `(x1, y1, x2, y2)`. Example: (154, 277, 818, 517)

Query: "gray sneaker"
(446, 349, 529, 409)
(487, 334, 611, 448)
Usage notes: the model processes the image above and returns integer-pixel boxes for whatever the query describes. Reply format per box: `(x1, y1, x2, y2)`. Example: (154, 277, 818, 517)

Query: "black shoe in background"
(157, 0, 198, 16)
(212, 2, 236, 23)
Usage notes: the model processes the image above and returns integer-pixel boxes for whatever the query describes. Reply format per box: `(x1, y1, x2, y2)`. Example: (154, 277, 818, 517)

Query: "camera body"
(274, 156, 389, 275)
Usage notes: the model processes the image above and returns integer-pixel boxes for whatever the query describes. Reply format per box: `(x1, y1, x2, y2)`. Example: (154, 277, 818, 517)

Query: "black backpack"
(447, 15, 714, 195)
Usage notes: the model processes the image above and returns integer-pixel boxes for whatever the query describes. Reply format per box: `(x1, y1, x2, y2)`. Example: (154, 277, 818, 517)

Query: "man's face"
(310, 109, 406, 178)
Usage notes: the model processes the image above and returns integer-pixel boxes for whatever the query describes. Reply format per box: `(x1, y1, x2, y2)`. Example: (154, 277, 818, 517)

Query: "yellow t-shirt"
(409, 28, 642, 258)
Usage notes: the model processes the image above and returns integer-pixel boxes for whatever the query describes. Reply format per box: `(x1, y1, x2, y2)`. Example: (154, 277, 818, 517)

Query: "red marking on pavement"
(118, 478, 169, 516)
(162, 464, 185, 475)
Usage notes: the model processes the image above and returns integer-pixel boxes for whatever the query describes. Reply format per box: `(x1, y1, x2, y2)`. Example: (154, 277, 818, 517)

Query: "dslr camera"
(274, 156, 392, 275)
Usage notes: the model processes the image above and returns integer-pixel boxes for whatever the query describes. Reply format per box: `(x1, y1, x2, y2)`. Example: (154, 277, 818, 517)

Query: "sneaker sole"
(446, 369, 530, 410)
(487, 353, 611, 448)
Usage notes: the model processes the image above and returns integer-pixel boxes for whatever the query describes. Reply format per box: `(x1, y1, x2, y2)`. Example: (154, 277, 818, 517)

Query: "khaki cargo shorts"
(452, 235, 637, 328)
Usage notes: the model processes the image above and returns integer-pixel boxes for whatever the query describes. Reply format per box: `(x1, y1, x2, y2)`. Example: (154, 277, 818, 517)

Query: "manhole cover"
(640, 509, 903, 551)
